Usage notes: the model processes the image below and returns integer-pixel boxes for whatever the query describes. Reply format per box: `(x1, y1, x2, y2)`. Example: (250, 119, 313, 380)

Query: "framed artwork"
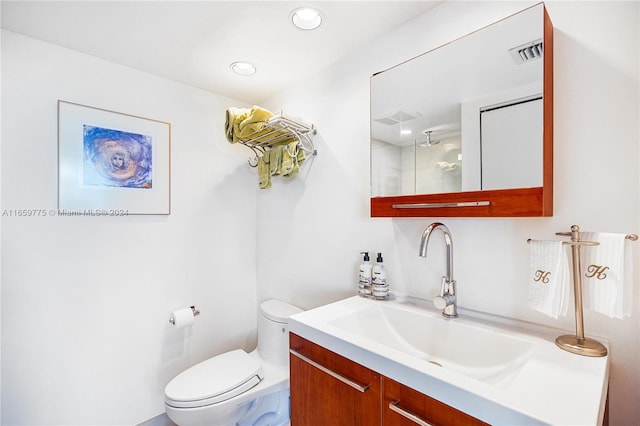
(58, 100, 171, 215)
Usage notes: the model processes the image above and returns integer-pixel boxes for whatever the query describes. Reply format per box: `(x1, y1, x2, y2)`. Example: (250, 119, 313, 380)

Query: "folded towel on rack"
(225, 105, 275, 143)
(528, 240, 570, 318)
(580, 232, 633, 319)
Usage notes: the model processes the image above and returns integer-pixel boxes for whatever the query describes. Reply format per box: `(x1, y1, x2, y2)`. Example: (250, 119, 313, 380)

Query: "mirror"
(370, 3, 553, 217)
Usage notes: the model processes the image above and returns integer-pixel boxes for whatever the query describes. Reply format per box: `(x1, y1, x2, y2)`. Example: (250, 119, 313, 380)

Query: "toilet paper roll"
(169, 308, 195, 328)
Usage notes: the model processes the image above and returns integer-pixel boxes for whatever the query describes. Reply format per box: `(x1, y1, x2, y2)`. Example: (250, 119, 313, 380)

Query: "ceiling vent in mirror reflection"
(509, 39, 543, 64)
(373, 110, 422, 125)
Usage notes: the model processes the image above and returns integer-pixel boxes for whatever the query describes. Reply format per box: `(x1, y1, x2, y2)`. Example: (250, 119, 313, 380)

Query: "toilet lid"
(165, 349, 264, 409)
(260, 299, 303, 323)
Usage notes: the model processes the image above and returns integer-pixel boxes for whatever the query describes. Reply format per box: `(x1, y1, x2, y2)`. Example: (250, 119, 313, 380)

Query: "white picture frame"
(58, 100, 171, 215)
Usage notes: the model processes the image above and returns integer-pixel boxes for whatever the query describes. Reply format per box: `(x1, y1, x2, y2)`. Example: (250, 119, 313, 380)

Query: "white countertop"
(289, 295, 609, 426)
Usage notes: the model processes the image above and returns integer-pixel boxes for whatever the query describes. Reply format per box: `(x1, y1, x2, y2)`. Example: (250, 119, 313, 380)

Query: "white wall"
(259, 1, 639, 425)
(2, 1, 638, 425)
(1, 31, 259, 425)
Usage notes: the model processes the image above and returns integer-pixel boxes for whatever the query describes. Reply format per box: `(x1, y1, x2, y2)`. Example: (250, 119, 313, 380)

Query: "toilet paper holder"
(168, 306, 200, 325)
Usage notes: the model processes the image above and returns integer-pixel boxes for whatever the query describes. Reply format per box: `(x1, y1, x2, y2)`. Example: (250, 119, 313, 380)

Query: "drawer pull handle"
(389, 401, 433, 426)
(290, 349, 370, 393)
(392, 201, 490, 209)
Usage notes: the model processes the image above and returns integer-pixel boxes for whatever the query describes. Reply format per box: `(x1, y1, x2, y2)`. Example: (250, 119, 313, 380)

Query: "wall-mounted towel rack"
(528, 225, 637, 357)
(238, 112, 317, 167)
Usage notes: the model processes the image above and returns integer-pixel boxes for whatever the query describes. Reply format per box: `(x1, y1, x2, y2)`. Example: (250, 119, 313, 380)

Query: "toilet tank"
(258, 299, 303, 365)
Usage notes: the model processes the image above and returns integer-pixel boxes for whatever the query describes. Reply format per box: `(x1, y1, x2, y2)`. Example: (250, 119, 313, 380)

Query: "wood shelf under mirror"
(371, 187, 550, 217)
(370, 3, 553, 218)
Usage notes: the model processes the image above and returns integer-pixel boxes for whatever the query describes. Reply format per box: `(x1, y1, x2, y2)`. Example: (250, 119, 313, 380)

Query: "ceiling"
(1, 1, 441, 104)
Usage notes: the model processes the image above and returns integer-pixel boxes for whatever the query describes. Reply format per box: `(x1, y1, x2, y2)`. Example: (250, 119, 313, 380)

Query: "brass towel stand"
(530, 225, 637, 357)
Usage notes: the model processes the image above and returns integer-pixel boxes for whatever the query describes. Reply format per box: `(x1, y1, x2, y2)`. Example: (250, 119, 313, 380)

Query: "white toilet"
(165, 299, 303, 426)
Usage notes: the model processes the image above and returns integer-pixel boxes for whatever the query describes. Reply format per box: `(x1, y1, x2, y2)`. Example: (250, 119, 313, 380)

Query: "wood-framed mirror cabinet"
(370, 3, 553, 217)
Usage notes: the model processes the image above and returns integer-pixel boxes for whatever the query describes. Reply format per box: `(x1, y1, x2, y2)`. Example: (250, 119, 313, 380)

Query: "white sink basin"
(289, 295, 609, 425)
(329, 304, 533, 385)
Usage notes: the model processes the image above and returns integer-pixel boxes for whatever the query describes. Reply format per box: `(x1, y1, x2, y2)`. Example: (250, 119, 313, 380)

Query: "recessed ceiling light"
(230, 61, 256, 76)
(400, 129, 413, 135)
(291, 7, 323, 30)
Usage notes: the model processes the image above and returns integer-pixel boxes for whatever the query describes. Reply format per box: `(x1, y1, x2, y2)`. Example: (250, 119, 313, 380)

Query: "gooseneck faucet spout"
(419, 222, 458, 318)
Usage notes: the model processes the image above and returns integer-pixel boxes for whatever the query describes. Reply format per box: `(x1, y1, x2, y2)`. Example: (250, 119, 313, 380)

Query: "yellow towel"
(225, 106, 275, 143)
(257, 153, 271, 189)
(280, 142, 297, 176)
(281, 141, 306, 178)
(269, 145, 284, 177)
(225, 107, 244, 142)
(256, 144, 308, 189)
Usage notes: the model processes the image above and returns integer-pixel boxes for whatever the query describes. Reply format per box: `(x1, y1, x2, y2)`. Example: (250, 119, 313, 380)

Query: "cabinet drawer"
(383, 376, 489, 426)
(290, 333, 381, 426)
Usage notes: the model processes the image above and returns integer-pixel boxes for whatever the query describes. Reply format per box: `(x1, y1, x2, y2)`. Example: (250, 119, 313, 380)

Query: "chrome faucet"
(418, 222, 458, 318)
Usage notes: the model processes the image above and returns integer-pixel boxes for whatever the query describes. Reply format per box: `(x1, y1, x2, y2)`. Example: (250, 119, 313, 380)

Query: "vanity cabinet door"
(382, 377, 488, 426)
(290, 333, 382, 426)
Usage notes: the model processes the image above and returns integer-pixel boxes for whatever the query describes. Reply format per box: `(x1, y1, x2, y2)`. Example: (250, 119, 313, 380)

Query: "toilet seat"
(165, 349, 264, 409)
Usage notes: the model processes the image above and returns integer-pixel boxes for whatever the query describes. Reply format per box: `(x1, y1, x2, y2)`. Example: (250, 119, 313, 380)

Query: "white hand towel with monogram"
(581, 232, 633, 319)
(528, 240, 570, 318)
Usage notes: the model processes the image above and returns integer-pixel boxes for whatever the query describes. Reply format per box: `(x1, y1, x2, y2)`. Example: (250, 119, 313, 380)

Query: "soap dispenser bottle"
(372, 252, 389, 300)
(358, 252, 372, 297)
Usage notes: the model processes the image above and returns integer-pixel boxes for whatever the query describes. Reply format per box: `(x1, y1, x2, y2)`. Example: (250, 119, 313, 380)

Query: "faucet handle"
(433, 294, 455, 310)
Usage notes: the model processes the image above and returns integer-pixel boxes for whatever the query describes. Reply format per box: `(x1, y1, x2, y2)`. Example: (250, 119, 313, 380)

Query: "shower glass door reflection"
(408, 134, 462, 195)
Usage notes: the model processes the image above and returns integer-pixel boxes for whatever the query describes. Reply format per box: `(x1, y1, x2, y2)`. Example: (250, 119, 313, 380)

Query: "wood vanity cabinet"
(289, 333, 381, 425)
(290, 333, 488, 426)
(383, 376, 488, 426)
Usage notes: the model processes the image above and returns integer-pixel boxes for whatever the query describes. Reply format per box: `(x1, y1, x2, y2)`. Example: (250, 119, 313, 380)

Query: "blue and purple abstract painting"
(83, 125, 152, 188)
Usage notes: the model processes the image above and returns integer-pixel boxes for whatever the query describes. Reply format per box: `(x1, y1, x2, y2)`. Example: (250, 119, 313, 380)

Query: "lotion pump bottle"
(358, 252, 372, 297)
(372, 252, 389, 300)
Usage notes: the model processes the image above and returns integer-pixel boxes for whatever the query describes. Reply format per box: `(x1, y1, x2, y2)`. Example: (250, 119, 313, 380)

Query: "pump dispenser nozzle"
(358, 252, 373, 297)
